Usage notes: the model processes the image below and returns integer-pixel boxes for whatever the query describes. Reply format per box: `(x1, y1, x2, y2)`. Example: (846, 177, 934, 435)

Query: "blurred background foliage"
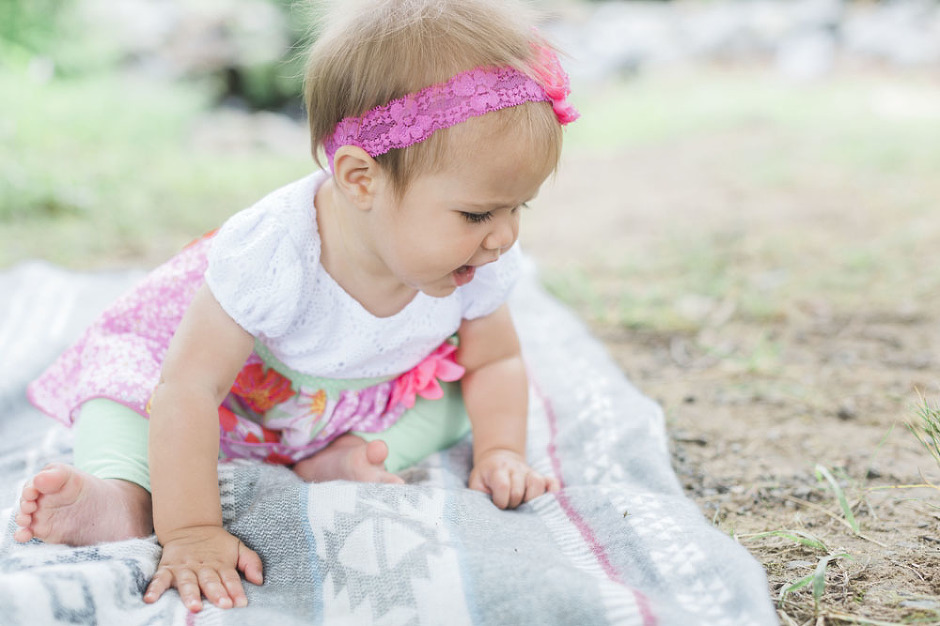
(0, 0, 74, 68)
(0, 0, 316, 266)
(0, 0, 309, 100)
(2, 0, 939, 274)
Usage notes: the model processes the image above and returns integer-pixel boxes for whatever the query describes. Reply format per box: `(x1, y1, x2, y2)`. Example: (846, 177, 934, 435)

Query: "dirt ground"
(522, 81, 940, 625)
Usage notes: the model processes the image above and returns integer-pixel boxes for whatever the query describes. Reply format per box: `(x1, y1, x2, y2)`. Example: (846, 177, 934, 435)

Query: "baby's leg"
(357, 380, 471, 473)
(292, 434, 405, 484)
(15, 399, 153, 546)
(292, 380, 471, 483)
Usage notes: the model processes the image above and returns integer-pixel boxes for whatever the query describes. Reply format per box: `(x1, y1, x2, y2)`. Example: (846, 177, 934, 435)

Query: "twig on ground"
(821, 611, 907, 626)
(866, 483, 939, 492)
(887, 559, 927, 582)
(777, 608, 800, 626)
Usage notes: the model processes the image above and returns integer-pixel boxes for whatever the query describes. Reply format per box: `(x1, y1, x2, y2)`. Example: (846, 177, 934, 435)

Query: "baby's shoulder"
(218, 174, 322, 260)
(204, 173, 324, 338)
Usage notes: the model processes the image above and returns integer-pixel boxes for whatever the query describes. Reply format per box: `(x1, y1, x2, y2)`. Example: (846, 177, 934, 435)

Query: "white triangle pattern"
(384, 521, 428, 570)
(337, 518, 381, 576)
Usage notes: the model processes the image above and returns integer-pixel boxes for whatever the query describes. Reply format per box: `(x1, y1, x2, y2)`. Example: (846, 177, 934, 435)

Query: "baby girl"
(15, 0, 578, 612)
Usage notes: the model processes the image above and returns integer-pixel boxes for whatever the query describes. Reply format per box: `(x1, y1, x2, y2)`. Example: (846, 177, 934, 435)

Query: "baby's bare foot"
(293, 435, 404, 484)
(14, 464, 153, 546)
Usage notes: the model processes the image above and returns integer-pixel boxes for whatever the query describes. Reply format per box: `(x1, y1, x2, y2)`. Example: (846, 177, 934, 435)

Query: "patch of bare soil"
(602, 317, 940, 624)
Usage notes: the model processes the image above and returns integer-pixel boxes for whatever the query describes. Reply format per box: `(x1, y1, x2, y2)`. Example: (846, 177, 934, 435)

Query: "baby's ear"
(332, 146, 381, 210)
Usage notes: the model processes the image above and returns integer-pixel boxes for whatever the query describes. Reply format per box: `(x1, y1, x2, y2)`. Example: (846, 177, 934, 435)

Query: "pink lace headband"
(324, 45, 579, 170)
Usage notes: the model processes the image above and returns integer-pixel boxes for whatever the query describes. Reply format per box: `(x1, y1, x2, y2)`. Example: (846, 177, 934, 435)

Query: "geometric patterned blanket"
(0, 260, 777, 625)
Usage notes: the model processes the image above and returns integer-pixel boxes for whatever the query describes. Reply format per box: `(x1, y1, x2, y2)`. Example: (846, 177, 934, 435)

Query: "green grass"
(778, 552, 852, 614)
(910, 395, 940, 473)
(815, 464, 861, 534)
(0, 69, 312, 268)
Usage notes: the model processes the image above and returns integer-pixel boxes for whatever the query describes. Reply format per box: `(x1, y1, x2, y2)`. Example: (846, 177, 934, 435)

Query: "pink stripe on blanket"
(535, 381, 658, 626)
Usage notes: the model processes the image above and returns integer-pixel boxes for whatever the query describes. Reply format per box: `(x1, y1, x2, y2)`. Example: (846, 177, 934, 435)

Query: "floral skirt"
(27, 234, 464, 465)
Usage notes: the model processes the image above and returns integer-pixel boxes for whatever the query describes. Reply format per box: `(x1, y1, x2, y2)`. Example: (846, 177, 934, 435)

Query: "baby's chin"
(413, 266, 477, 299)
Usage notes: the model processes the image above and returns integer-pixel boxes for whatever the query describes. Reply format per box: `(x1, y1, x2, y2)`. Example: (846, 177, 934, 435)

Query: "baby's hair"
(304, 0, 564, 194)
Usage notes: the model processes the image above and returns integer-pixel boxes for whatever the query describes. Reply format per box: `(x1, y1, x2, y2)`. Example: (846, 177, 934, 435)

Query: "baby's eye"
(461, 211, 494, 224)
(512, 202, 531, 213)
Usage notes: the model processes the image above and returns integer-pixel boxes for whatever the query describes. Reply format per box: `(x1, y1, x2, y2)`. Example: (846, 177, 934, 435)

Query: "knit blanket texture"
(0, 261, 776, 625)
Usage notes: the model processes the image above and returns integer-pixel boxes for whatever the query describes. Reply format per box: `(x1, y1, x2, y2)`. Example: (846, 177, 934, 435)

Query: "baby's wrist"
(472, 446, 525, 466)
(155, 520, 225, 545)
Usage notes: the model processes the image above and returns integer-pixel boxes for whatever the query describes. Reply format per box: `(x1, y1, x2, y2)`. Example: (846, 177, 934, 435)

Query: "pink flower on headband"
(552, 100, 580, 125)
(531, 44, 580, 125)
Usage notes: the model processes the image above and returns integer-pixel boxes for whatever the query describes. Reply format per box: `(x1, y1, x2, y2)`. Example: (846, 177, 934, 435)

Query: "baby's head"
(303, 0, 577, 196)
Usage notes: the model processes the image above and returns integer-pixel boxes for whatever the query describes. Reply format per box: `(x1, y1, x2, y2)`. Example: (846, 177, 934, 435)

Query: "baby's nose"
(484, 216, 517, 251)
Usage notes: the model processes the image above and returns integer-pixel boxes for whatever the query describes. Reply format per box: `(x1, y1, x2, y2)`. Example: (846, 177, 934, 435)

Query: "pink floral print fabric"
(26, 234, 465, 465)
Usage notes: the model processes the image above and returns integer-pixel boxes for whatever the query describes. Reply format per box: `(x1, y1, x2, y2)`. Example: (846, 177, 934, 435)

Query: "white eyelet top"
(204, 171, 522, 379)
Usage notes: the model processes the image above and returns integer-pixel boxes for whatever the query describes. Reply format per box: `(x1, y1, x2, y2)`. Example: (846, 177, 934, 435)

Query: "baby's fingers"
(197, 567, 234, 609)
(507, 469, 527, 509)
(174, 570, 204, 613)
(522, 472, 548, 504)
(468, 471, 490, 496)
(236, 542, 264, 586)
(221, 568, 249, 608)
(144, 567, 173, 605)
(488, 471, 513, 509)
(546, 475, 561, 493)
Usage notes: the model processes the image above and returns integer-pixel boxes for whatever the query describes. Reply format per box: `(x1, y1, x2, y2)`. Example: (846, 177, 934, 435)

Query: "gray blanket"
(0, 261, 776, 625)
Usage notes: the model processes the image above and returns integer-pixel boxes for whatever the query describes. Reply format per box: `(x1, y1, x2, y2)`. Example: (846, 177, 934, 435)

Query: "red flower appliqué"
(264, 452, 296, 466)
(218, 405, 281, 443)
(230, 363, 296, 413)
(390, 343, 465, 410)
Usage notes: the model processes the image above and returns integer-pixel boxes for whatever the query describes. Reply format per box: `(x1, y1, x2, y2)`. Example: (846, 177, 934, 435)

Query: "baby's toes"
(13, 524, 34, 543)
(378, 472, 405, 485)
(14, 507, 33, 525)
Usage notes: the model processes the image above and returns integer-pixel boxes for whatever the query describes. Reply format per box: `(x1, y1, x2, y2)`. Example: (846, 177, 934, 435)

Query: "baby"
(14, 0, 578, 613)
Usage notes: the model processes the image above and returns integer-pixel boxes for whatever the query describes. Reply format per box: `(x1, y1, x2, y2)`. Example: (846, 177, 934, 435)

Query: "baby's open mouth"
(453, 265, 476, 287)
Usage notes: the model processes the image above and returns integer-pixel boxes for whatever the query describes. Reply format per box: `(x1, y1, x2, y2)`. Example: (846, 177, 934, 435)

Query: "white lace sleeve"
(459, 243, 524, 320)
(204, 205, 316, 339)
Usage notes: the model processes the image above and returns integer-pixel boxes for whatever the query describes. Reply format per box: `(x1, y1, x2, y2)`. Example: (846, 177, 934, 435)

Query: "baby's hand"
(469, 449, 560, 509)
(144, 525, 263, 612)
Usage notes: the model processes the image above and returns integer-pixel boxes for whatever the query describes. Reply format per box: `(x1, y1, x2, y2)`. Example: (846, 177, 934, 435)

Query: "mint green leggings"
(75, 382, 471, 492)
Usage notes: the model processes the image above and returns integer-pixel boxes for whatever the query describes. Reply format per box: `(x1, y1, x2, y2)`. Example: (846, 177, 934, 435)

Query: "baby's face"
(369, 123, 555, 298)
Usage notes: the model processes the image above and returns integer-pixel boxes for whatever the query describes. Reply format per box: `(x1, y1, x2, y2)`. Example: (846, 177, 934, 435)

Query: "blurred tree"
(0, 0, 71, 65)
(0, 0, 124, 76)
(219, 0, 313, 115)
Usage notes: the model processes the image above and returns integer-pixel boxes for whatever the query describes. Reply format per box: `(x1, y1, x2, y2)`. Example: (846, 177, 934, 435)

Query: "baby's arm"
(143, 284, 262, 612)
(457, 304, 560, 509)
